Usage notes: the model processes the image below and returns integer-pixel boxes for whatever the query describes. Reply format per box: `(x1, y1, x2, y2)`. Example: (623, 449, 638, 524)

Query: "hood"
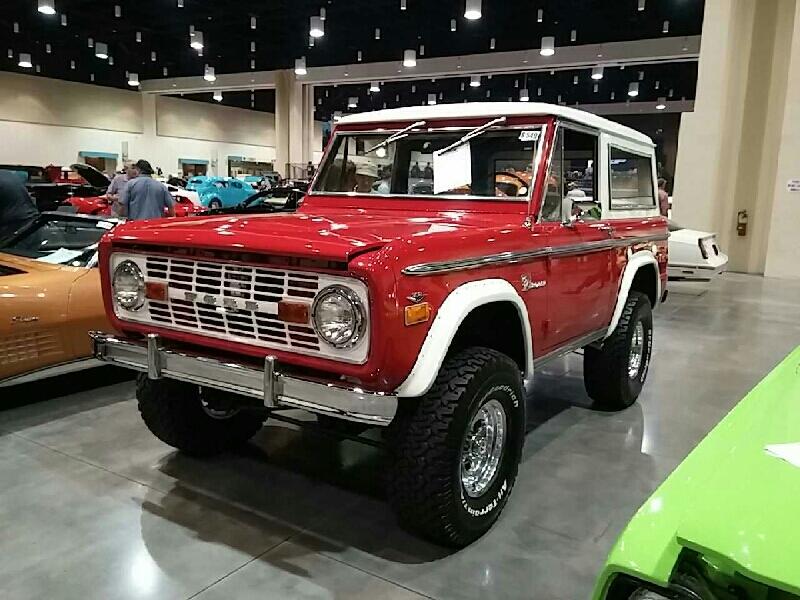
(603, 346, 800, 595)
(106, 207, 509, 263)
(0, 252, 79, 273)
(71, 163, 111, 188)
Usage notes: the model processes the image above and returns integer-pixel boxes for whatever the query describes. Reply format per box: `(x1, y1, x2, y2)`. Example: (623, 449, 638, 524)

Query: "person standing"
(106, 161, 133, 217)
(0, 169, 39, 239)
(657, 178, 670, 218)
(119, 160, 175, 221)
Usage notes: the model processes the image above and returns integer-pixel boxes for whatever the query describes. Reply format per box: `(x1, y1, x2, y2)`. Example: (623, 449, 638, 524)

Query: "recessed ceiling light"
(38, 0, 56, 16)
(213, 91, 223, 102)
(591, 65, 604, 80)
(470, 75, 481, 87)
(94, 42, 108, 59)
(18, 53, 32, 68)
(464, 0, 481, 20)
(655, 97, 666, 110)
(128, 72, 139, 86)
(204, 65, 216, 82)
(427, 93, 436, 105)
(348, 96, 358, 108)
(375, 28, 381, 39)
(294, 56, 307, 75)
(370, 81, 380, 92)
(519, 88, 530, 102)
(403, 49, 416, 67)
(190, 31, 203, 50)
(628, 82, 639, 97)
(60, 13, 67, 25)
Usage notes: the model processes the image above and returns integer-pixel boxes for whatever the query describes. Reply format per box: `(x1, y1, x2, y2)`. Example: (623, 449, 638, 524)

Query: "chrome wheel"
(628, 321, 645, 379)
(461, 398, 506, 498)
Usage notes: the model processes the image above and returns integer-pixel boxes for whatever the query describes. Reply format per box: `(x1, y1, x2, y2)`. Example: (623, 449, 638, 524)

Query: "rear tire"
(584, 291, 653, 409)
(137, 375, 266, 457)
(386, 347, 525, 547)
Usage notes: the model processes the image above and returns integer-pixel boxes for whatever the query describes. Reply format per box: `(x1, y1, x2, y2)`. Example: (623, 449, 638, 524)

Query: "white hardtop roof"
(337, 102, 653, 145)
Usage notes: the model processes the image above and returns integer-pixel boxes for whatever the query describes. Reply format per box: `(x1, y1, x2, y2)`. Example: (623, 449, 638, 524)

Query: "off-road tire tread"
(137, 375, 265, 457)
(584, 291, 651, 409)
(387, 347, 521, 547)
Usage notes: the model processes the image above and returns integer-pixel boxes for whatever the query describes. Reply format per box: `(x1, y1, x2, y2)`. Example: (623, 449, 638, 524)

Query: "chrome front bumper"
(89, 332, 397, 425)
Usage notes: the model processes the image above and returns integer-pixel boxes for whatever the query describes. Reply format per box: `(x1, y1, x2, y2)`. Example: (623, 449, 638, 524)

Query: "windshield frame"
(309, 119, 549, 207)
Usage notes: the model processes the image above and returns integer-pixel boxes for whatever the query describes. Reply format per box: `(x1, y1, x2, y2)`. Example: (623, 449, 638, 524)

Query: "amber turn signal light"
(278, 300, 310, 324)
(404, 302, 431, 326)
(145, 281, 168, 302)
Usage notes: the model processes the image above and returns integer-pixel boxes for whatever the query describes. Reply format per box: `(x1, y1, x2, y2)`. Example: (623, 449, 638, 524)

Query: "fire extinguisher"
(737, 210, 748, 237)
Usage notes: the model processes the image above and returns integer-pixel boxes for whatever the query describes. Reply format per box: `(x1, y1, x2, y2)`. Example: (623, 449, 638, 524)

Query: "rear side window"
(609, 147, 655, 210)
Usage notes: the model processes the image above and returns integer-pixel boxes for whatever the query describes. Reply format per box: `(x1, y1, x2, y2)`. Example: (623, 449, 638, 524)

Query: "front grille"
(144, 256, 321, 352)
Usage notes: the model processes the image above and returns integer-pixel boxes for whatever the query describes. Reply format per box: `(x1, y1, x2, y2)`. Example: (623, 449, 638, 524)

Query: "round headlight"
(312, 285, 366, 348)
(112, 260, 145, 310)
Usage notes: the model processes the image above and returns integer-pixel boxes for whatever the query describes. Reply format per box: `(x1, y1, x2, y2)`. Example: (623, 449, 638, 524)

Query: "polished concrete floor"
(1, 273, 799, 600)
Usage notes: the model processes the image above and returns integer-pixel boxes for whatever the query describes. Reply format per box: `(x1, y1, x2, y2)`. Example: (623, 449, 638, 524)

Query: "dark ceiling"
(1, 0, 704, 117)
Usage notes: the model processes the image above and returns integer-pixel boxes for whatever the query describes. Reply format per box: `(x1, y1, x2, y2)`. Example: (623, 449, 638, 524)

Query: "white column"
(274, 70, 315, 178)
(274, 71, 292, 177)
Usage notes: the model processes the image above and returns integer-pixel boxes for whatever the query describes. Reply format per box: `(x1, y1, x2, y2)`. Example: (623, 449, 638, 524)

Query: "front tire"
(208, 199, 222, 210)
(584, 291, 653, 409)
(387, 347, 525, 547)
(137, 375, 266, 457)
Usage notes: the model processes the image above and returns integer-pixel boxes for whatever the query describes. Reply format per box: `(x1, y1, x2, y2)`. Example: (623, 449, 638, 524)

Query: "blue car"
(195, 178, 253, 209)
(185, 175, 210, 191)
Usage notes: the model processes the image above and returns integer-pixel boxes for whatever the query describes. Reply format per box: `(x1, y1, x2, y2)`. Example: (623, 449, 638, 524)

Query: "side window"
(540, 128, 564, 222)
(609, 147, 655, 210)
(540, 127, 599, 222)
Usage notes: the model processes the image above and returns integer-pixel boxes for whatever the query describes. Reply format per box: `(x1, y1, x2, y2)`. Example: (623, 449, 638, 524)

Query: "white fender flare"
(607, 250, 660, 338)
(394, 279, 534, 398)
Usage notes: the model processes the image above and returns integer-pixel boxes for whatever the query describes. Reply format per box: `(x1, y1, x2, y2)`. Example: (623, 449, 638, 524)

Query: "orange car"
(0, 213, 117, 385)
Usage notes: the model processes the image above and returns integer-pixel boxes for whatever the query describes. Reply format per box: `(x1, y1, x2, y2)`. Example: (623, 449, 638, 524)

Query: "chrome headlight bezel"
(112, 259, 145, 311)
(311, 284, 367, 349)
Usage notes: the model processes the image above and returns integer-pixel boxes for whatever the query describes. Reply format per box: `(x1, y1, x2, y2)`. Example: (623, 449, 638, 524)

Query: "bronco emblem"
(521, 274, 546, 291)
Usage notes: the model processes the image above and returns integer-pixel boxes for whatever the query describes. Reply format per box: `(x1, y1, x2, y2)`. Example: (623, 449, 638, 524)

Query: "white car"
(668, 222, 728, 282)
(166, 184, 200, 206)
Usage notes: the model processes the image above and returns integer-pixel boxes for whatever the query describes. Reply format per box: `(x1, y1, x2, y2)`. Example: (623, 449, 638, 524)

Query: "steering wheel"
(493, 171, 530, 197)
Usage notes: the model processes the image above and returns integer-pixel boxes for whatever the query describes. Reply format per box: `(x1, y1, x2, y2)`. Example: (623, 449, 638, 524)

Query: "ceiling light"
(470, 75, 481, 87)
(348, 96, 358, 108)
(60, 13, 67, 25)
(204, 65, 216, 82)
(294, 56, 307, 75)
(250, 16, 257, 29)
(163, 67, 168, 76)
(403, 49, 416, 67)
(610, 91, 615, 100)
(591, 65, 604, 80)
(662, 20, 669, 33)
(190, 31, 203, 50)
(375, 28, 381, 39)
(189, 24, 195, 35)
(18, 53, 32, 68)
(94, 42, 108, 59)
(450, 19, 456, 31)
(177, 0, 183, 7)
(464, 0, 481, 20)
(570, 29, 577, 42)
(638, 0, 646, 10)
(593, 83, 598, 92)
(38, 0, 56, 15)
(333, 111, 342, 122)
(310, 16, 324, 38)
(427, 93, 436, 105)
(638, 70, 645, 81)
(136, 31, 142, 42)
(656, 97, 666, 110)
(309, 36, 314, 47)
(519, 88, 530, 102)
(537, 8, 543, 22)
(540, 36, 555, 56)
(573, 75, 578, 85)
(87, 37, 93, 48)
(128, 72, 139, 86)
(114, 5, 121, 17)
(7, 49, 12, 59)
(108, 56, 113, 65)
(250, 41, 256, 52)
(250, 58, 256, 69)
(628, 82, 639, 97)
(320, 7, 326, 20)
(70, 60, 75, 69)
(400, 0, 406, 10)
(213, 91, 223, 102)
(151, 51, 157, 61)
(370, 81, 380, 92)
(489, 37, 495, 50)
(45, 43, 51, 54)
(357, 50, 363, 61)
(13, 22, 19, 33)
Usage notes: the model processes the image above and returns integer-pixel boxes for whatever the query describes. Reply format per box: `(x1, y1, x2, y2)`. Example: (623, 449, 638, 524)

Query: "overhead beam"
(141, 36, 700, 95)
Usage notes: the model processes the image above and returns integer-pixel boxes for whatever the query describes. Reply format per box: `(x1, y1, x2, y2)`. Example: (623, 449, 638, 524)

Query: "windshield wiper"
(435, 116, 507, 156)
(364, 120, 426, 155)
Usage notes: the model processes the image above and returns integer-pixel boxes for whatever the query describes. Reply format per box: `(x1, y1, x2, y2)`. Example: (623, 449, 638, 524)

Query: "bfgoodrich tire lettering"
(584, 291, 653, 409)
(386, 347, 525, 547)
(137, 375, 265, 457)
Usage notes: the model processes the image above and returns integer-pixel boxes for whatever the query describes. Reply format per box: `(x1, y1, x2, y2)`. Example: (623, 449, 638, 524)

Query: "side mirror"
(561, 196, 578, 227)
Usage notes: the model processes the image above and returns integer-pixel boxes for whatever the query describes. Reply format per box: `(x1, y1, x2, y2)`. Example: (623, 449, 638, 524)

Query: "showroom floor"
(1, 273, 798, 600)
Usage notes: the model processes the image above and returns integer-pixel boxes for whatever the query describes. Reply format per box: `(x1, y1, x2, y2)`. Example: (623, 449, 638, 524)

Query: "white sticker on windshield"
(95, 221, 114, 230)
(433, 142, 472, 195)
(37, 248, 84, 264)
(518, 130, 540, 142)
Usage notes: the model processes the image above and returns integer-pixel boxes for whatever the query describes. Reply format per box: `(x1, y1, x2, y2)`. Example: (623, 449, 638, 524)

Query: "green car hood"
(594, 346, 800, 598)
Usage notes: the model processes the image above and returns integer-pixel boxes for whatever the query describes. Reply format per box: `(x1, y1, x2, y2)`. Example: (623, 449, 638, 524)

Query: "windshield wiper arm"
(435, 116, 507, 156)
(364, 120, 426, 154)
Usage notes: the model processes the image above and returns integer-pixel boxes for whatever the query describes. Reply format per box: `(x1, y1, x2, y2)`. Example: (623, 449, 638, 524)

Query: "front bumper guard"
(90, 332, 397, 425)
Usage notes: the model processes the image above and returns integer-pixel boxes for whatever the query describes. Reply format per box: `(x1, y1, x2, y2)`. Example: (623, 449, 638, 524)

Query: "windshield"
(313, 126, 542, 200)
(1, 217, 115, 267)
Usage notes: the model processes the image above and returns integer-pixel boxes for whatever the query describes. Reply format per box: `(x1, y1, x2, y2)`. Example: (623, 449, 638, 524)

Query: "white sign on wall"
(787, 179, 800, 193)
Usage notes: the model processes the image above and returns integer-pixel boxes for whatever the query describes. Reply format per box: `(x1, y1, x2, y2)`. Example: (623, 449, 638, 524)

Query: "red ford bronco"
(92, 102, 668, 546)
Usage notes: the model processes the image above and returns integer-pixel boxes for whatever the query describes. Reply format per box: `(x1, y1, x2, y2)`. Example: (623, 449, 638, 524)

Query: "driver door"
(538, 125, 615, 353)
